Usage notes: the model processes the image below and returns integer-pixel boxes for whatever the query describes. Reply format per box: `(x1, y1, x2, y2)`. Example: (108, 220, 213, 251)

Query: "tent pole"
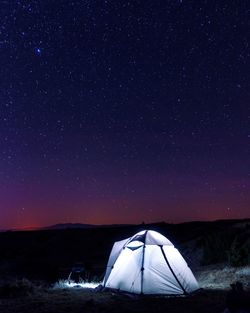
(140, 230, 148, 294)
(160, 245, 187, 295)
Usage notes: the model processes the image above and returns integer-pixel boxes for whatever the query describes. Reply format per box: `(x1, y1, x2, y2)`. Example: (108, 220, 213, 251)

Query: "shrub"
(227, 236, 250, 267)
(200, 231, 233, 265)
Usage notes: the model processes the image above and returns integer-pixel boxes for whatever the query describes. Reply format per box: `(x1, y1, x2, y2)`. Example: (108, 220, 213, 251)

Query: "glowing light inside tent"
(54, 280, 100, 289)
(66, 281, 100, 288)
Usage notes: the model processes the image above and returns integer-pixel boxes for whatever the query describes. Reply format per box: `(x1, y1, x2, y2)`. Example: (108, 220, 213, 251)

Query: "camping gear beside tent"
(102, 230, 199, 295)
(68, 262, 85, 283)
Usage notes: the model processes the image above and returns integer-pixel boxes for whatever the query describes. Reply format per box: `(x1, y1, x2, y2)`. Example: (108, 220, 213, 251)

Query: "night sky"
(0, 1, 249, 229)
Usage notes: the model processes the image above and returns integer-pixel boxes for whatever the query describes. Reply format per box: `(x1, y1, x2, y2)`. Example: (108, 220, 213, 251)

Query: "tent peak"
(128, 230, 174, 246)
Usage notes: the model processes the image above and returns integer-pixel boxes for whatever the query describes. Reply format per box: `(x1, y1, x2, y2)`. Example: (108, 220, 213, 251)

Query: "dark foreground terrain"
(0, 219, 249, 312)
(0, 288, 231, 313)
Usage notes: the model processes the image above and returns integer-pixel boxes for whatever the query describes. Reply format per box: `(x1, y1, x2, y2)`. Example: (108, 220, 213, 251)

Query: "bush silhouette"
(200, 231, 233, 265)
(227, 236, 250, 267)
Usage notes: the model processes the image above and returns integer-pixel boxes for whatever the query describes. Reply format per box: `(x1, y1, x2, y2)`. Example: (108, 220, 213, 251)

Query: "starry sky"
(0, 1, 249, 229)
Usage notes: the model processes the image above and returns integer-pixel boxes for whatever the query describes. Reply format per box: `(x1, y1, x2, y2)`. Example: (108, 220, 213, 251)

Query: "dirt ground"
(0, 287, 229, 313)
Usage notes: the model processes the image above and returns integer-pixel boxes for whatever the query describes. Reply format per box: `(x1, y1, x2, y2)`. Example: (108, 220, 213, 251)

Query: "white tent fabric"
(102, 230, 199, 295)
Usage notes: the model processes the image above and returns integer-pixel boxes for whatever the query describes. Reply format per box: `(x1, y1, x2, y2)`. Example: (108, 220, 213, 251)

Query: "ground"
(0, 265, 250, 313)
(0, 287, 228, 313)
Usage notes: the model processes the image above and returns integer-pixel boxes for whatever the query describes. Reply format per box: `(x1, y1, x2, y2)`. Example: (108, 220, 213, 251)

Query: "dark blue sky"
(0, 1, 249, 229)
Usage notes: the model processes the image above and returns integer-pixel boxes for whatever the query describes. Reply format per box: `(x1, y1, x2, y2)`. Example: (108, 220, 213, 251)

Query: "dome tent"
(102, 230, 199, 295)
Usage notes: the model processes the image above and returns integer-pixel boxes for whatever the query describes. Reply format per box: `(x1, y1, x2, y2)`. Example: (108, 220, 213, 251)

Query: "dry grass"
(196, 265, 250, 290)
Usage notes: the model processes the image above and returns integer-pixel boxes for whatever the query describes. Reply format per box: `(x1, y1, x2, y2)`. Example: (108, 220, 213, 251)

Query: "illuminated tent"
(102, 230, 199, 295)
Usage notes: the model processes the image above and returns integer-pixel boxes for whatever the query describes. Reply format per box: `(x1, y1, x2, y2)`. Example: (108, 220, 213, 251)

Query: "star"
(34, 47, 42, 56)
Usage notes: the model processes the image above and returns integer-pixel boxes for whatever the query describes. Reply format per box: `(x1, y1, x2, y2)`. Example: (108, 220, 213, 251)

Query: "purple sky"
(0, 0, 249, 229)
